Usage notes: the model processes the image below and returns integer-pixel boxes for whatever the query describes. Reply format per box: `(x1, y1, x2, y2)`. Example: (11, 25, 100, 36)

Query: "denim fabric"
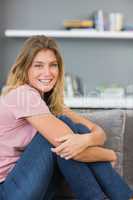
(57, 156, 105, 200)
(58, 115, 133, 200)
(57, 115, 105, 200)
(0, 134, 55, 200)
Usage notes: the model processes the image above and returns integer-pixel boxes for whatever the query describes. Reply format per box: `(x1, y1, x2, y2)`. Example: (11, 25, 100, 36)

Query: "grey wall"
(0, 0, 5, 86)
(1, 0, 133, 93)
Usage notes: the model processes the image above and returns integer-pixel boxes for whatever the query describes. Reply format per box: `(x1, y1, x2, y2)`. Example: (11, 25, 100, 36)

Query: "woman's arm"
(73, 146, 117, 163)
(63, 106, 106, 146)
(26, 107, 107, 158)
(26, 114, 74, 147)
(51, 107, 107, 159)
(26, 114, 96, 157)
(51, 134, 117, 162)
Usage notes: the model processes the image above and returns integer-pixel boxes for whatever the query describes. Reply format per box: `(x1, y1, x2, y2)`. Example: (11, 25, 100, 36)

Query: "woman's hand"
(51, 133, 90, 160)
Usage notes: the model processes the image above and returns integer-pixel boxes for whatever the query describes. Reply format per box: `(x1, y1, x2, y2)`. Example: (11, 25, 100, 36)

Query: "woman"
(0, 35, 132, 200)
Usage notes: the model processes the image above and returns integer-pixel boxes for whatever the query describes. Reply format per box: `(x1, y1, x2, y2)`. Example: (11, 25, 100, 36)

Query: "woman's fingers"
(60, 152, 71, 158)
(51, 134, 88, 158)
(51, 134, 73, 154)
(51, 142, 69, 154)
(59, 152, 74, 160)
(52, 145, 78, 160)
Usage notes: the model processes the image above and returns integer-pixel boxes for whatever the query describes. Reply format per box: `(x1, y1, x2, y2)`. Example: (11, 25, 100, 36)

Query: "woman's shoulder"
(1, 84, 41, 105)
(1, 84, 50, 119)
(6, 84, 40, 98)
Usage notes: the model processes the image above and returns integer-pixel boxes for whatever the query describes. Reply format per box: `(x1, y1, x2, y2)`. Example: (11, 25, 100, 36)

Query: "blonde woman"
(0, 35, 132, 200)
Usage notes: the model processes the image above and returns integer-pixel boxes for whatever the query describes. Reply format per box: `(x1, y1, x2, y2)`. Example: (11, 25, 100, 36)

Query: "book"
(63, 19, 94, 29)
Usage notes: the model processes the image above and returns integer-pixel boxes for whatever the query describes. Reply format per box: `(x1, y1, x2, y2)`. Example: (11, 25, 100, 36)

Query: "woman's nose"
(42, 66, 51, 75)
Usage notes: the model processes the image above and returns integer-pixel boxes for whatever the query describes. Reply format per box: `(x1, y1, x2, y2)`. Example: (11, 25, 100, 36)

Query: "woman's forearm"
(73, 146, 117, 163)
(63, 107, 106, 146)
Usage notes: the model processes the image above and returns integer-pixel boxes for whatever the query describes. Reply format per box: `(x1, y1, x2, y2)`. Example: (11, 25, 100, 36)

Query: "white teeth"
(39, 79, 51, 83)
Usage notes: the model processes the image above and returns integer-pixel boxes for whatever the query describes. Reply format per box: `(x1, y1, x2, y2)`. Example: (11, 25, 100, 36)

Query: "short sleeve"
(4, 85, 51, 119)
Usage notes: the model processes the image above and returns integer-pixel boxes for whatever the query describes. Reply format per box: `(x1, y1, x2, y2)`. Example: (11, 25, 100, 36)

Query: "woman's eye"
(51, 63, 58, 67)
(34, 65, 43, 68)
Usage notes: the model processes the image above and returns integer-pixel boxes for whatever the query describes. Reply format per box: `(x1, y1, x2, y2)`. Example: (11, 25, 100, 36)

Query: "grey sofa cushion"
(81, 109, 126, 175)
(55, 109, 126, 199)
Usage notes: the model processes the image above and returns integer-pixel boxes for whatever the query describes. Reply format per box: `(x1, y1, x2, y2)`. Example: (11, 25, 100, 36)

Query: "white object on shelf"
(100, 87, 125, 98)
(4, 29, 133, 39)
(64, 97, 133, 108)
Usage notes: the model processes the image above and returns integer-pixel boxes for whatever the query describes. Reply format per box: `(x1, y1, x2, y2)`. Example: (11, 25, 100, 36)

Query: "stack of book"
(63, 19, 94, 30)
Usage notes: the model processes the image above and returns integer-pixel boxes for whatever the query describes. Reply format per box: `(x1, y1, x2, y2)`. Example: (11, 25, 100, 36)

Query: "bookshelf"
(4, 29, 133, 39)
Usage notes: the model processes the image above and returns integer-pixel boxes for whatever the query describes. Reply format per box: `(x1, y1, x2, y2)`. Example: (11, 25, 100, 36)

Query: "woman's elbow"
(99, 126, 107, 145)
(102, 130, 107, 144)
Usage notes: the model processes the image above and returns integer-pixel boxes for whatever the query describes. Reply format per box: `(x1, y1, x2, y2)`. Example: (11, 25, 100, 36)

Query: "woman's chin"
(31, 83, 54, 94)
(38, 86, 53, 94)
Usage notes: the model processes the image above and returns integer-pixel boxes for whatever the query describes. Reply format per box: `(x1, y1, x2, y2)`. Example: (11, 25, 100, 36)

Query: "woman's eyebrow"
(50, 60, 58, 63)
(33, 61, 44, 64)
(33, 60, 57, 64)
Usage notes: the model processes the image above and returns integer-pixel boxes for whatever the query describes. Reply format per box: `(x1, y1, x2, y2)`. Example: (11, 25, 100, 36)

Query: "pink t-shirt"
(0, 84, 51, 182)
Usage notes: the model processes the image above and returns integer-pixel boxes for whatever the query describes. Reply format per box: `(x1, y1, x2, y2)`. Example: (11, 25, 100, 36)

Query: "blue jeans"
(0, 134, 55, 200)
(0, 123, 103, 200)
(0, 115, 133, 200)
(57, 115, 133, 200)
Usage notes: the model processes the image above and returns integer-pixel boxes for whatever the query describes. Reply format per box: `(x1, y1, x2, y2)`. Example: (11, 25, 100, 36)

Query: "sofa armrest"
(124, 110, 133, 189)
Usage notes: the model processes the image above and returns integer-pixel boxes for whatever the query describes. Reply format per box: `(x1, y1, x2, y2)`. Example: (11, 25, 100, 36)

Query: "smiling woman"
(0, 35, 133, 200)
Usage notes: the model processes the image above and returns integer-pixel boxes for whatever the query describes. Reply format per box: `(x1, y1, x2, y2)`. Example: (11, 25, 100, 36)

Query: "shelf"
(4, 29, 133, 39)
(64, 97, 133, 108)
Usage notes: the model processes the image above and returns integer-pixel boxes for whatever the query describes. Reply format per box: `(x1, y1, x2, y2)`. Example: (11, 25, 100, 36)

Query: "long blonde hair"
(2, 35, 65, 115)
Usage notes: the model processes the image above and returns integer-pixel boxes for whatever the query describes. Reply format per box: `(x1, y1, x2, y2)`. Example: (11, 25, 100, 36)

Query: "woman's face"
(28, 49, 59, 94)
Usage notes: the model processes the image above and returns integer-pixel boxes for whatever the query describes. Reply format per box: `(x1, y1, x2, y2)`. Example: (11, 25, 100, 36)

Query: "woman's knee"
(57, 115, 74, 126)
(76, 123, 91, 133)
(58, 115, 78, 132)
(58, 115, 91, 134)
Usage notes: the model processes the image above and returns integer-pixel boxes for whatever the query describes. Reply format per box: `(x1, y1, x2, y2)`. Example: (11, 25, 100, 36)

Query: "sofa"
(55, 109, 133, 199)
